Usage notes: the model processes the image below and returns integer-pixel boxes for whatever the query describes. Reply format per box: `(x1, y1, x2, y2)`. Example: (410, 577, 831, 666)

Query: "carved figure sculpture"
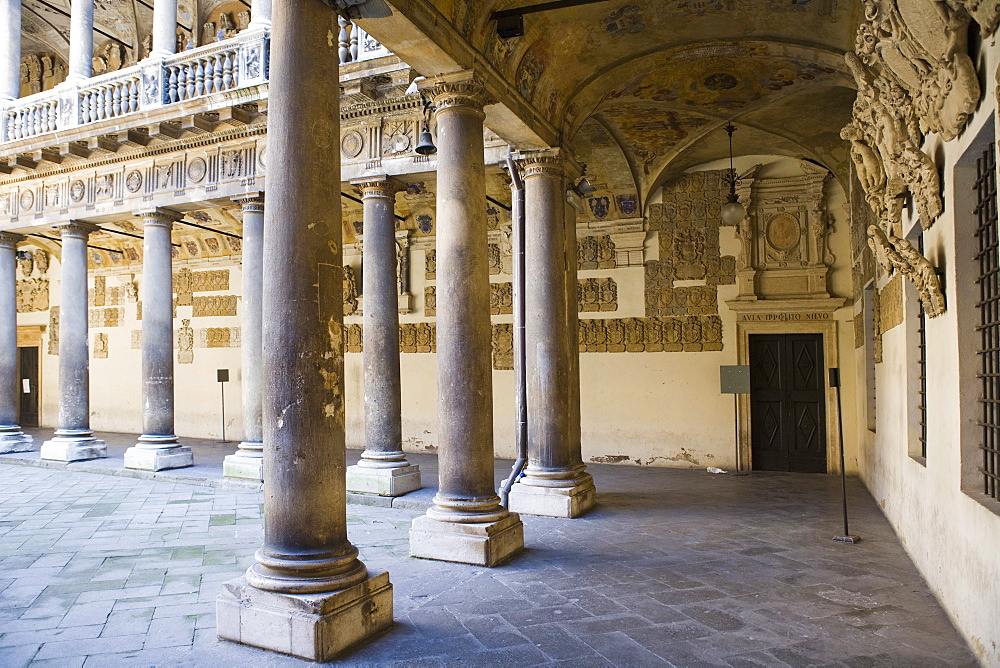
(867, 224, 945, 317)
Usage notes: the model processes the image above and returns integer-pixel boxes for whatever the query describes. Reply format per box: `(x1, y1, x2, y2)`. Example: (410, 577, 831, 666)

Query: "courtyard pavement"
(0, 429, 978, 666)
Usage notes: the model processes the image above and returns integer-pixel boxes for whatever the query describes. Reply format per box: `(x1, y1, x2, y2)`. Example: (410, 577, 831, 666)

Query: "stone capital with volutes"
(0, 231, 26, 250)
(419, 71, 491, 117)
(514, 147, 583, 182)
(53, 221, 100, 240)
(136, 207, 181, 229)
(233, 193, 264, 214)
(350, 175, 400, 201)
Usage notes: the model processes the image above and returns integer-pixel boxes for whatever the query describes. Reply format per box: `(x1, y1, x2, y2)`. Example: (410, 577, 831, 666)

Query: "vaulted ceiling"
(369, 0, 862, 203)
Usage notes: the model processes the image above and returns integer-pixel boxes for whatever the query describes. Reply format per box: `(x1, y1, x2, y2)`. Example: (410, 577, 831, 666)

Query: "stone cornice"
(0, 231, 25, 248)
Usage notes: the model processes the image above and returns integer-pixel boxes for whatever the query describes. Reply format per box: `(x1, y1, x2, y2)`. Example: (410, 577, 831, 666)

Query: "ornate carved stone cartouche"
(867, 224, 945, 317)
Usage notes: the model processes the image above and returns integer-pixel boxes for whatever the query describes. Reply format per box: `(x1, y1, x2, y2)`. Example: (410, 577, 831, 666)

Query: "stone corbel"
(867, 224, 945, 317)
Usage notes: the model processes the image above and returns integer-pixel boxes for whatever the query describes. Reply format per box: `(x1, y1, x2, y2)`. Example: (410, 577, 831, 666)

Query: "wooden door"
(749, 333, 826, 473)
(18, 347, 39, 428)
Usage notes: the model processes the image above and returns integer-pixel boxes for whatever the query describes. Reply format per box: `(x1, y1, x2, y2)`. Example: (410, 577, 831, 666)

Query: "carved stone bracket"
(867, 224, 945, 317)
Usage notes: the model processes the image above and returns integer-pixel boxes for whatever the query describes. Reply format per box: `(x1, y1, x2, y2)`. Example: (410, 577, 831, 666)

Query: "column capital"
(514, 148, 583, 181)
(53, 221, 100, 239)
(419, 71, 491, 116)
(0, 231, 26, 250)
(234, 194, 265, 213)
(350, 176, 400, 200)
(136, 208, 181, 228)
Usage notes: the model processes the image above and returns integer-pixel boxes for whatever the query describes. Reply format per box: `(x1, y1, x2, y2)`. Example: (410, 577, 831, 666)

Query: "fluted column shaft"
(56, 223, 96, 435)
(224, 196, 264, 480)
(359, 178, 404, 463)
(0, 233, 24, 430)
(522, 156, 572, 471)
(151, 0, 179, 58)
(247, 0, 364, 595)
(67, 0, 94, 82)
(0, 0, 21, 101)
(138, 210, 177, 444)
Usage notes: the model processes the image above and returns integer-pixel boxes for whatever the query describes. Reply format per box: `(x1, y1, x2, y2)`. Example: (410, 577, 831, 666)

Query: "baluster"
(31, 107, 40, 136)
(127, 80, 138, 112)
(195, 60, 205, 97)
(222, 52, 234, 89)
(15, 111, 24, 139)
(350, 22, 359, 62)
(203, 58, 215, 94)
(94, 89, 104, 120)
(112, 85, 122, 116)
(103, 87, 112, 117)
(168, 67, 179, 103)
(79, 94, 90, 124)
(47, 102, 56, 131)
(338, 16, 350, 64)
(213, 55, 224, 91)
(185, 64, 195, 99)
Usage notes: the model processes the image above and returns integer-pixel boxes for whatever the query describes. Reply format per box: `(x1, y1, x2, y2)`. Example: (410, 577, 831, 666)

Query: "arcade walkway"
(0, 431, 977, 666)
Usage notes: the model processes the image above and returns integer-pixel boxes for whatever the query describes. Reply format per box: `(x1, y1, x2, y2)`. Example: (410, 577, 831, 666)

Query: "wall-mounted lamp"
(15, 250, 32, 261)
(573, 175, 596, 198)
(720, 122, 747, 226)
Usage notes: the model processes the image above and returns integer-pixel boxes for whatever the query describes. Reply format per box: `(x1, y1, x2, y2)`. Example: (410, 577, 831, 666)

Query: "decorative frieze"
(579, 315, 723, 353)
(192, 295, 238, 317)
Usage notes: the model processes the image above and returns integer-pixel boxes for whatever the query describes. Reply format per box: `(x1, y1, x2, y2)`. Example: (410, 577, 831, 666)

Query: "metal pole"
(732, 393, 747, 475)
(220, 381, 227, 443)
(831, 367, 859, 543)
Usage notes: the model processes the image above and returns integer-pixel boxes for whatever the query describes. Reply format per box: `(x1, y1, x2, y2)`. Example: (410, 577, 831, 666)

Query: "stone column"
(224, 195, 265, 481)
(409, 72, 523, 567)
(124, 208, 193, 471)
(216, 0, 391, 660)
(248, 0, 271, 30)
(0, 233, 33, 453)
(508, 152, 595, 518)
(150, 0, 178, 59)
(0, 0, 21, 101)
(347, 177, 420, 497)
(66, 0, 94, 83)
(40, 223, 106, 461)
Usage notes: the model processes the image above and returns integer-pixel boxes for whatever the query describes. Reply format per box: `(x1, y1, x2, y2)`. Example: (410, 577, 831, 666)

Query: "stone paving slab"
(0, 441, 979, 666)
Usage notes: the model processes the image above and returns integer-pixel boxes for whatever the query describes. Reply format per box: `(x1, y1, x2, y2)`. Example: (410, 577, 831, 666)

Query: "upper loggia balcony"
(0, 19, 390, 155)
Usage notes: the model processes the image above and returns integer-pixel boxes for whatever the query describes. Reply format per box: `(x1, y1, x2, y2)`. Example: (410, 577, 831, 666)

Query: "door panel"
(749, 334, 826, 473)
(18, 347, 39, 428)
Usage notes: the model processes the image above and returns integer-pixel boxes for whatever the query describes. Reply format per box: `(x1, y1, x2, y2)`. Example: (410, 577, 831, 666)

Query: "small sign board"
(720, 365, 750, 394)
(217, 369, 229, 383)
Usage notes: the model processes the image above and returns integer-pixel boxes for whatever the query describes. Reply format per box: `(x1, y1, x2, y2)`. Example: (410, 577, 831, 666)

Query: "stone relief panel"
(16, 279, 49, 312)
(424, 286, 437, 317)
(489, 283, 513, 316)
(854, 311, 866, 349)
(200, 327, 241, 348)
(192, 295, 238, 317)
(344, 265, 359, 316)
(131, 329, 142, 349)
(877, 274, 903, 333)
(89, 308, 124, 328)
(177, 320, 195, 364)
(93, 333, 108, 359)
(174, 268, 230, 306)
(578, 235, 616, 270)
(48, 307, 59, 355)
(578, 278, 618, 313)
(578, 316, 722, 353)
(492, 323, 514, 370)
(425, 249, 436, 281)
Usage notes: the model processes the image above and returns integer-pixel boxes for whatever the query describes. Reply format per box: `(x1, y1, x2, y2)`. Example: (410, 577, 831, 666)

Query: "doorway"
(749, 333, 827, 473)
(18, 347, 39, 428)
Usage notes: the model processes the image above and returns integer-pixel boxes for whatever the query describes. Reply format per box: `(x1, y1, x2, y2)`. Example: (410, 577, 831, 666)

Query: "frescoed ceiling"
(373, 0, 863, 202)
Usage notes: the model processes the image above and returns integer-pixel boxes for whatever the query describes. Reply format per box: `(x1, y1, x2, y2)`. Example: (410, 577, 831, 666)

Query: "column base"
(409, 512, 523, 567)
(124, 445, 194, 471)
(40, 437, 107, 462)
(216, 571, 393, 662)
(346, 464, 421, 497)
(223, 453, 264, 481)
(0, 430, 35, 454)
(508, 476, 597, 518)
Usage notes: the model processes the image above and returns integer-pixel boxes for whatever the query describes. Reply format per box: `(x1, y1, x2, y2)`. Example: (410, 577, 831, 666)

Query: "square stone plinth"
(40, 437, 106, 462)
(347, 464, 421, 497)
(124, 445, 194, 471)
(508, 479, 597, 518)
(223, 453, 263, 481)
(0, 432, 35, 454)
(216, 571, 393, 662)
(410, 512, 523, 567)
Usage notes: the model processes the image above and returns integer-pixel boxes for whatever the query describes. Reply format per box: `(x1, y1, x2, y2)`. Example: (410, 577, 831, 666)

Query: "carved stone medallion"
(125, 170, 143, 193)
(69, 180, 86, 202)
(188, 158, 207, 183)
(341, 131, 364, 158)
(19, 189, 34, 211)
(765, 213, 800, 252)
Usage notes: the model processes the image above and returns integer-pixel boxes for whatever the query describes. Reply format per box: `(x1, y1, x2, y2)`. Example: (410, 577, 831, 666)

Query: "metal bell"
(415, 129, 437, 155)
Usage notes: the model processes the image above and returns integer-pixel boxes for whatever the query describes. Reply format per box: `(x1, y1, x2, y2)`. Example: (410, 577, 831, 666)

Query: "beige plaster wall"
(851, 45, 1000, 663)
